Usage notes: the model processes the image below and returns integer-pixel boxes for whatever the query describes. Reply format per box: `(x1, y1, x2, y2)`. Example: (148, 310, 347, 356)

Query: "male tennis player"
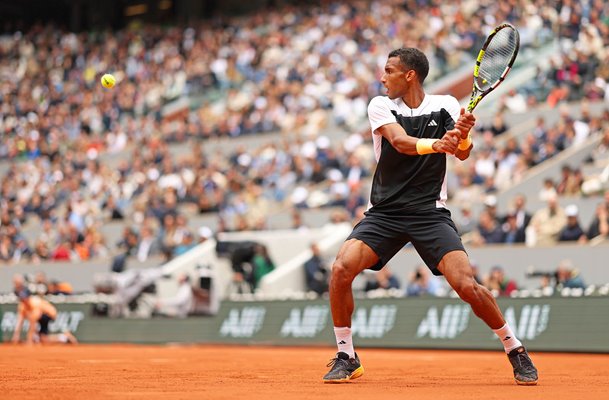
(322, 48, 538, 385)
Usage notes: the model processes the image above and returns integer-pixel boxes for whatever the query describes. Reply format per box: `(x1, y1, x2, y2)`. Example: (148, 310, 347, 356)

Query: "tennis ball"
(101, 73, 116, 89)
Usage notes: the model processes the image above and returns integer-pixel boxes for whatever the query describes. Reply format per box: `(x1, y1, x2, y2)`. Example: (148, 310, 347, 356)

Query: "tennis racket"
(466, 23, 520, 112)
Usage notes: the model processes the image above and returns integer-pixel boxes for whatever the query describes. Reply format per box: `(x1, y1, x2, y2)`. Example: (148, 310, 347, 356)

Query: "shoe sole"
(515, 379, 538, 386)
(323, 366, 364, 384)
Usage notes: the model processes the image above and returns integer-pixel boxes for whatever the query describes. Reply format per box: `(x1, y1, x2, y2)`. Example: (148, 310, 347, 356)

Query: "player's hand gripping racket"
(466, 23, 520, 112)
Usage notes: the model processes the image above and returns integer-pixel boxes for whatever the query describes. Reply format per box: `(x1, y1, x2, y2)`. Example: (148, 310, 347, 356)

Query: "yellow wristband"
(458, 134, 472, 151)
(416, 138, 439, 155)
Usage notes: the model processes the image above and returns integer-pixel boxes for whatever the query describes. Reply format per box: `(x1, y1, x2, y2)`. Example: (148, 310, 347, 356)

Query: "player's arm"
(453, 107, 476, 161)
(11, 303, 25, 343)
(455, 136, 473, 161)
(25, 308, 42, 344)
(376, 123, 459, 155)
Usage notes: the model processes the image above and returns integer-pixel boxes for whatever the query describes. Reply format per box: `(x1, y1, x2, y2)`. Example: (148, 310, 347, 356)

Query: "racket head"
(468, 24, 520, 112)
(475, 24, 520, 91)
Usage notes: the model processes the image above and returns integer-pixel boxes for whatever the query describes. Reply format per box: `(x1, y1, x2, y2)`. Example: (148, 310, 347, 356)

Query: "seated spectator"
(502, 213, 526, 244)
(559, 205, 587, 243)
(555, 259, 586, 290)
(453, 204, 474, 235)
(304, 243, 329, 296)
(538, 178, 558, 202)
(484, 266, 518, 297)
(504, 193, 532, 232)
(587, 191, 609, 239)
(252, 244, 275, 290)
(527, 192, 566, 246)
(474, 210, 505, 245)
(365, 265, 401, 292)
(406, 266, 441, 296)
(197, 226, 214, 244)
(174, 231, 197, 257)
(136, 226, 162, 262)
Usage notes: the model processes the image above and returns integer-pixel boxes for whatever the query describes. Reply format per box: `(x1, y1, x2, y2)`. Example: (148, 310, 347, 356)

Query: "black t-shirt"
(367, 94, 460, 213)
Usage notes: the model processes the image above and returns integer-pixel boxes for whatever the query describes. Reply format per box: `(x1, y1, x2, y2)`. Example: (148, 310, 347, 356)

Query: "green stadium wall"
(1, 297, 607, 352)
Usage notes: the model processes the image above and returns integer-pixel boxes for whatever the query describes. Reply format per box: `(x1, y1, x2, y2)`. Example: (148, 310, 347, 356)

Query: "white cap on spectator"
(316, 135, 330, 150)
(301, 141, 317, 158)
(198, 226, 213, 239)
(565, 204, 578, 217)
(484, 194, 497, 207)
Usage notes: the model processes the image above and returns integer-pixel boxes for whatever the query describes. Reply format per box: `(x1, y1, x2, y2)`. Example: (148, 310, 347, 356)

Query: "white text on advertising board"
(219, 306, 266, 338)
(416, 305, 471, 339)
(281, 305, 329, 338)
(502, 304, 550, 340)
(352, 305, 397, 338)
(1, 311, 85, 334)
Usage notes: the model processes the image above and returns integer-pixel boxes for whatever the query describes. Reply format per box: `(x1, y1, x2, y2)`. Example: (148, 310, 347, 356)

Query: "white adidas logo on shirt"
(427, 120, 438, 127)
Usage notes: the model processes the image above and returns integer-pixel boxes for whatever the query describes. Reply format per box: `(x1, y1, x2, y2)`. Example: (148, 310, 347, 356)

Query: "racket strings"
(476, 28, 518, 91)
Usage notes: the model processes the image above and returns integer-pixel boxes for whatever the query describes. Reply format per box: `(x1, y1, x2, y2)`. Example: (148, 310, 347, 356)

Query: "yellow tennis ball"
(101, 73, 116, 89)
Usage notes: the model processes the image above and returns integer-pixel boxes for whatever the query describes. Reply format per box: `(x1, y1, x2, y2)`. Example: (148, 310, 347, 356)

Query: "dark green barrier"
(2, 297, 608, 352)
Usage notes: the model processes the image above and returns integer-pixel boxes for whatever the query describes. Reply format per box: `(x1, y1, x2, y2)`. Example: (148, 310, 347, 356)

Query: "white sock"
(334, 327, 355, 358)
(493, 323, 522, 353)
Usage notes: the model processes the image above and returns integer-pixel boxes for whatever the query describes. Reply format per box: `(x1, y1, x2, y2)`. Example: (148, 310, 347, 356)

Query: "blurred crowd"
(0, 0, 609, 270)
(503, 0, 609, 111)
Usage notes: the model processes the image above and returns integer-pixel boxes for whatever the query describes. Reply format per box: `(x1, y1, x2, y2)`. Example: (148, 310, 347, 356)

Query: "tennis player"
(322, 48, 537, 385)
(11, 274, 78, 345)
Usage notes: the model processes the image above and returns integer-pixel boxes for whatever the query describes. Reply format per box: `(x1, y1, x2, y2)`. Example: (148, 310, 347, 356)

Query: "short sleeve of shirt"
(443, 95, 461, 130)
(368, 96, 397, 134)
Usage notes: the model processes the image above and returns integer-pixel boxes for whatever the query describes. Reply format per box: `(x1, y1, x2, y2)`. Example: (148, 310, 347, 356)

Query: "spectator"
(228, 241, 257, 294)
(505, 194, 532, 233)
(252, 244, 275, 290)
(587, 191, 609, 240)
(197, 226, 214, 243)
(558, 205, 587, 243)
(111, 227, 139, 272)
(304, 243, 329, 296)
(174, 231, 197, 257)
(555, 259, 586, 290)
(455, 204, 476, 235)
(539, 178, 558, 202)
(527, 193, 567, 246)
(482, 195, 500, 223)
(405, 265, 441, 297)
(135, 226, 162, 262)
(502, 213, 526, 244)
(484, 266, 518, 297)
(474, 210, 505, 245)
(365, 265, 401, 293)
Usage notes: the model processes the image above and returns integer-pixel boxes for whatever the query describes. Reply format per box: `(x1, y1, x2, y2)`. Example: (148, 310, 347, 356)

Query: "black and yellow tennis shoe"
(507, 346, 538, 385)
(322, 352, 364, 383)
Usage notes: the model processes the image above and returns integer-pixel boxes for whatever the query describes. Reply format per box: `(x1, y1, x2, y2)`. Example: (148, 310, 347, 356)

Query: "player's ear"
(405, 69, 416, 82)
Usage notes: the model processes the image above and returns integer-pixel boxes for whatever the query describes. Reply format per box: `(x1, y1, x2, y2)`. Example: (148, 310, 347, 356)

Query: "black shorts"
(38, 313, 54, 335)
(346, 207, 465, 275)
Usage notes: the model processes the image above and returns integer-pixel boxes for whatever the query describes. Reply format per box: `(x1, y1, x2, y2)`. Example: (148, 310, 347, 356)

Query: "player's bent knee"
(330, 261, 356, 287)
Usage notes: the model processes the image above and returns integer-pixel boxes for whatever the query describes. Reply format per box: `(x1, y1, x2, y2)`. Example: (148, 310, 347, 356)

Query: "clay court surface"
(2, 345, 608, 400)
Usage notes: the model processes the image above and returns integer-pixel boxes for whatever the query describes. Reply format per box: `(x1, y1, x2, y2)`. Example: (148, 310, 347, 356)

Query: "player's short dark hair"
(388, 48, 429, 84)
